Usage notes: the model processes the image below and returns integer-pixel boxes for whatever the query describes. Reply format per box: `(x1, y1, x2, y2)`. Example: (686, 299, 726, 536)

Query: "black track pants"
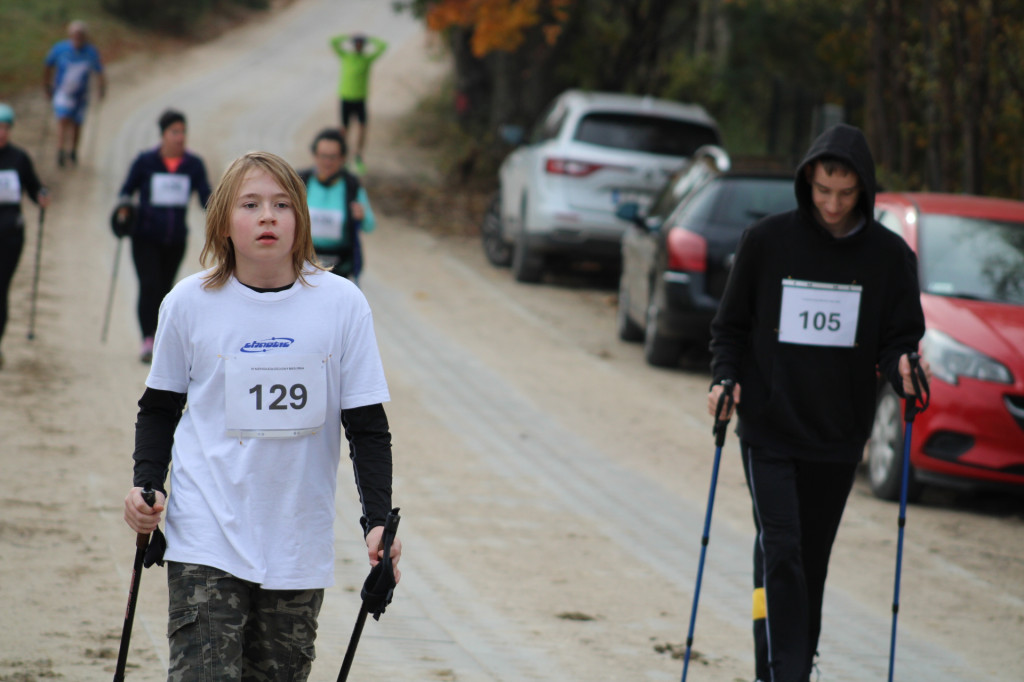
(131, 236, 185, 339)
(741, 441, 858, 682)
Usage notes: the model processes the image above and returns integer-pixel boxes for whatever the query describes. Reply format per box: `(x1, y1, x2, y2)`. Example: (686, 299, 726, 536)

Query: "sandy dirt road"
(1, 1, 1023, 680)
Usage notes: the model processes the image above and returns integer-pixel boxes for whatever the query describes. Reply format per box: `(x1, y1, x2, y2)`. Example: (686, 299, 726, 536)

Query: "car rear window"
(680, 176, 796, 229)
(573, 113, 720, 157)
(918, 214, 1024, 304)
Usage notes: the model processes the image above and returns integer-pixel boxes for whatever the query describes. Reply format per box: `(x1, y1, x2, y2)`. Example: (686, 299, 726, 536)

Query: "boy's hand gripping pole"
(888, 354, 929, 682)
(338, 508, 401, 682)
(681, 379, 735, 682)
(113, 487, 156, 682)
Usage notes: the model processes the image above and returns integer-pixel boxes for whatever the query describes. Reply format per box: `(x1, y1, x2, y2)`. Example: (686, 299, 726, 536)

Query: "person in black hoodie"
(707, 123, 929, 682)
(116, 109, 211, 363)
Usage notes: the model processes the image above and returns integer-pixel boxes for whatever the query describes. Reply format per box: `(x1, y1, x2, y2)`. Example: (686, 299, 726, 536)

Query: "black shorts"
(340, 99, 367, 127)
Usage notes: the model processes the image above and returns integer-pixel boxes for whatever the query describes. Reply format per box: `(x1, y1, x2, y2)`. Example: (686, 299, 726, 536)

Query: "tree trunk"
(864, 0, 888, 169)
(922, 0, 942, 190)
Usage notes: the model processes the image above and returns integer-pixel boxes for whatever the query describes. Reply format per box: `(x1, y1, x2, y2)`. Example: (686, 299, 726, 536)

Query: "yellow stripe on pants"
(752, 587, 766, 620)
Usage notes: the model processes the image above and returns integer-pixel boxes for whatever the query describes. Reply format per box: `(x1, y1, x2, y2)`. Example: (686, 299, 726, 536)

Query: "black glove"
(110, 203, 136, 239)
(361, 508, 400, 620)
(143, 527, 166, 568)
(360, 558, 397, 620)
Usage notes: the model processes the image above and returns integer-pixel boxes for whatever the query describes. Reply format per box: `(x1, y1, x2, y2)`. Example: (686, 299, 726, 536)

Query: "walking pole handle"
(137, 488, 156, 546)
(713, 379, 736, 448)
(903, 353, 930, 422)
(113, 487, 157, 682)
(378, 508, 400, 580)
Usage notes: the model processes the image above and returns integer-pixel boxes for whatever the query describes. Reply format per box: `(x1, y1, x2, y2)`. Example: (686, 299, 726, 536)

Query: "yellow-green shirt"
(330, 35, 387, 100)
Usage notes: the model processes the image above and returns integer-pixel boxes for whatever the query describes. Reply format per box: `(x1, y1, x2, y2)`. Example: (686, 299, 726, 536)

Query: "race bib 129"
(224, 353, 328, 438)
(778, 278, 862, 348)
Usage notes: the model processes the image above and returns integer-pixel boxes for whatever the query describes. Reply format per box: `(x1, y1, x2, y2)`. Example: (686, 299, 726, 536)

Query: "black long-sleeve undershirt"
(132, 387, 393, 533)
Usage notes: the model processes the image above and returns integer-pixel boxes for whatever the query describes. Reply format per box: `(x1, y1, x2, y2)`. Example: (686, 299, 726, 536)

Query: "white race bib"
(54, 62, 89, 107)
(778, 279, 862, 348)
(0, 170, 21, 204)
(150, 173, 191, 207)
(309, 207, 344, 241)
(224, 353, 328, 438)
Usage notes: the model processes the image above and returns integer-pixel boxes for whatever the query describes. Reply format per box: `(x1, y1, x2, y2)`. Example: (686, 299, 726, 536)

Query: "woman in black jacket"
(0, 103, 50, 369)
(116, 109, 211, 362)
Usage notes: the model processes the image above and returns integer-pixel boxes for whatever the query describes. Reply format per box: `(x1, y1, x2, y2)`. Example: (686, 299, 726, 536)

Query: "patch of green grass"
(0, 0, 277, 100)
(0, 0, 131, 98)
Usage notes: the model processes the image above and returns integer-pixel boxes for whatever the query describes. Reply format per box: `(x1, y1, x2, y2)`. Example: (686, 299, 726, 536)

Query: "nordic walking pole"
(338, 508, 401, 682)
(887, 353, 929, 682)
(83, 90, 104, 165)
(26, 200, 46, 340)
(681, 379, 735, 682)
(103, 205, 134, 343)
(113, 486, 156, 682)
(100, 236, 124, 343)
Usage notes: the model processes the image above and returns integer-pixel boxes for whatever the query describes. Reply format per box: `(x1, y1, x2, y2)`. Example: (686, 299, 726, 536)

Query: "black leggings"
(0, 226, 25, 347)
(131, 236, 185, 339)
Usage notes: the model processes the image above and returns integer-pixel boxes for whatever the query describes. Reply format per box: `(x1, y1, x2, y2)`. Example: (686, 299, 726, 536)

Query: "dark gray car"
(617, 148, 796, 367)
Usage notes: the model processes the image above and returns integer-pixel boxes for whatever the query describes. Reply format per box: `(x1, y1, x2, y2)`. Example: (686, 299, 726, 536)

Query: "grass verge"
(0, 0, 286, 100)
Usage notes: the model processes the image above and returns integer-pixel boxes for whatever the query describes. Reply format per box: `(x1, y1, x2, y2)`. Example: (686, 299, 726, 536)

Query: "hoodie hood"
(795, 123, 877, 227)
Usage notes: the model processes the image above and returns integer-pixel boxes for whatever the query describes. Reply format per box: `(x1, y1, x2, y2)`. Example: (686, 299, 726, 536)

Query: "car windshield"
(918, 214, 1024, 305)
(678, 176, 796, 229)
(573, 113, 720, 156)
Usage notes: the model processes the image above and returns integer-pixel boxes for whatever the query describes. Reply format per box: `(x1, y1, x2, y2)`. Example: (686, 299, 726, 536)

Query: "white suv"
(485, 89, 721, 283)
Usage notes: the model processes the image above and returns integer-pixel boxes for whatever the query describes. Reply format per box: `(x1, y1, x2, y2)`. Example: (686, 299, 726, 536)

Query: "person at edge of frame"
(122, 150, 401, 680)
(116, 109, 212, 363)
(296, 127, 376, 286)
(707, 123, 931, 682)
(0, 103, 51, 369)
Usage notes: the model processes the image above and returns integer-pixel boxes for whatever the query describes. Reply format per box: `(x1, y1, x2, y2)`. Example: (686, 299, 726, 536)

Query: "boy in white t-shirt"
(123, 151, 401, 680)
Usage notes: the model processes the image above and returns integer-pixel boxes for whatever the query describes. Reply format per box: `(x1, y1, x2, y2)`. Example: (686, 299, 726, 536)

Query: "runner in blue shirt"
(43, 20, 106, 168)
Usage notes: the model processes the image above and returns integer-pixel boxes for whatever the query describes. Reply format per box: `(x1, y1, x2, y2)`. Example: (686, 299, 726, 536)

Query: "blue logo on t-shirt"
(240, 337, 295, 353)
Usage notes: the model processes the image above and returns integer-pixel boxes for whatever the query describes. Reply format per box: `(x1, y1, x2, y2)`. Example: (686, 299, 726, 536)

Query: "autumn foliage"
(425, 0, 573, 57)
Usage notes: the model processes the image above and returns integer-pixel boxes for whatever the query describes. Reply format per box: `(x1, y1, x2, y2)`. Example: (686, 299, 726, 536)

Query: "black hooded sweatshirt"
(709, 124, 925, 462)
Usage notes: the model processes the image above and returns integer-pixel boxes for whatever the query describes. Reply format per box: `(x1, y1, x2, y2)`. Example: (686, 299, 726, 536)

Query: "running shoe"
(353, 155, 366, 176)
(140, 336, 154, 364)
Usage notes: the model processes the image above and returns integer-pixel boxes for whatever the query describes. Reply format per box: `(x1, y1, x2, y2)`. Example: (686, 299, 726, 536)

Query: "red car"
(867, 193, 1024, 500)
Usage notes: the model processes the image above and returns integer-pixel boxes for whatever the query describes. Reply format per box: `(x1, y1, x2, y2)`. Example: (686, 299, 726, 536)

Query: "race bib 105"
(778, 278, 862, 348)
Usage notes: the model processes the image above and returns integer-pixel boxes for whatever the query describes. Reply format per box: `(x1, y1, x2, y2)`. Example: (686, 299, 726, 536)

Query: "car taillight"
(666, 227, 707, 272)
(545, 158, 616, 177)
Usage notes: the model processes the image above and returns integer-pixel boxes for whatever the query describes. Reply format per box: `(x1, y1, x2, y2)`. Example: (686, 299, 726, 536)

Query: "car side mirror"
(499, 124, 525, 147)
(616, 201, 646, 227)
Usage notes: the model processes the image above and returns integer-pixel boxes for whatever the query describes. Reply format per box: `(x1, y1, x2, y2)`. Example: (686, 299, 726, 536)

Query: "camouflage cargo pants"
(166, 562, 324, 682)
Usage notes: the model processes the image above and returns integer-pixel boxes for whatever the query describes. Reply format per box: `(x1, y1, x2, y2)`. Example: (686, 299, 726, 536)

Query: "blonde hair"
(200, 151, 323, 289)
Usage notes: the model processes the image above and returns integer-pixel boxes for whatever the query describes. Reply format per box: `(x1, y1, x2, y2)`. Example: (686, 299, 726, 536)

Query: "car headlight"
(920, 329, 1013, 385)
